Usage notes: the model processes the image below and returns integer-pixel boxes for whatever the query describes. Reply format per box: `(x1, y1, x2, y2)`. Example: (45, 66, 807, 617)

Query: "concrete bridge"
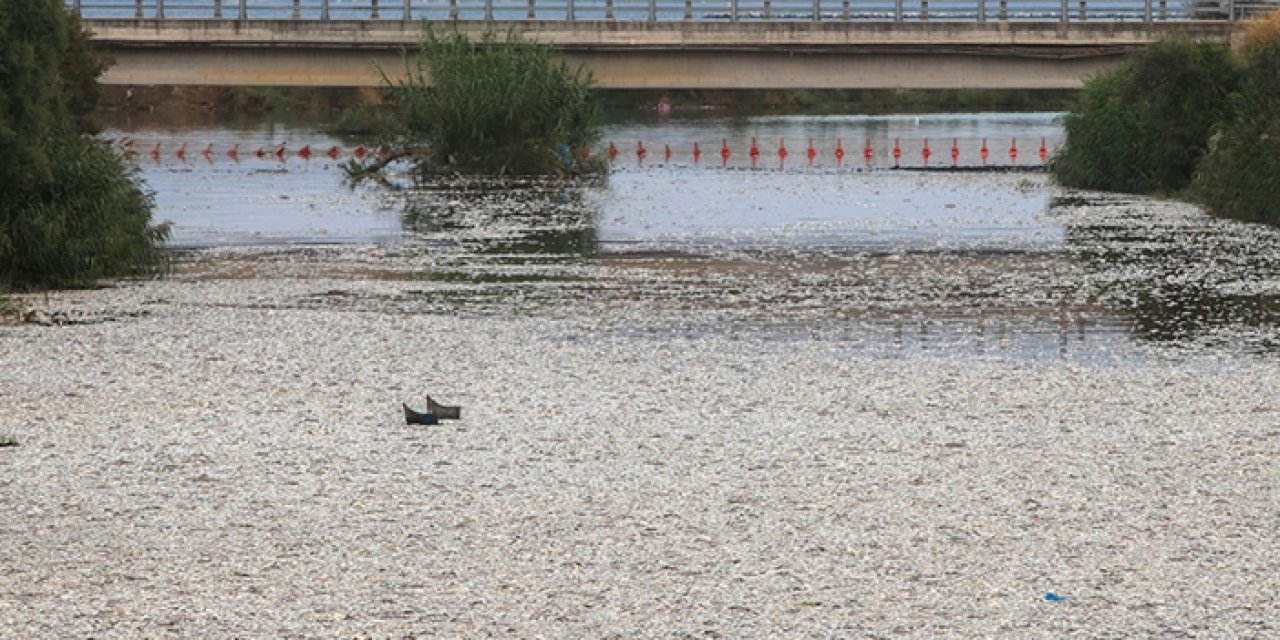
(71, 1, 1246, 89)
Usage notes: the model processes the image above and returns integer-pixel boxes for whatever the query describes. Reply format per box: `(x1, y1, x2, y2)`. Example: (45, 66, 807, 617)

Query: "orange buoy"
(326, 145, 340, 159)
(298, 144, 311, 159)
(778, 138, 787, 160)
(835, 139, 845, 163)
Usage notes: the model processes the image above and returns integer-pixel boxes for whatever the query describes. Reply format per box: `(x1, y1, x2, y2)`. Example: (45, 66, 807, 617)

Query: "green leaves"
(0, 0, 167, 290)
(382, 24, 602, 176)
(1053, 36, 1237, 196)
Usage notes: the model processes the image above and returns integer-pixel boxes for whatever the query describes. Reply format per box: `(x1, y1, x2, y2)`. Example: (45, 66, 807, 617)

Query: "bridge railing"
(66, 0, 1272, 20)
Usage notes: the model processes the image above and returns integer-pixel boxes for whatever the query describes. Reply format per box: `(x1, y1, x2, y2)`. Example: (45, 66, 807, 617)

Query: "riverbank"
(2, 246, 1276, 636)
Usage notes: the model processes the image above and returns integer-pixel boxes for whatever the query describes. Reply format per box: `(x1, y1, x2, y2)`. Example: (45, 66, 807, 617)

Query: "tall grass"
(381, 25, 602, 176)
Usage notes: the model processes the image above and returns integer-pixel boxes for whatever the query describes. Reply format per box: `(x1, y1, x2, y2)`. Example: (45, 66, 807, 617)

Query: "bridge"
(69, 1, 1252, 89)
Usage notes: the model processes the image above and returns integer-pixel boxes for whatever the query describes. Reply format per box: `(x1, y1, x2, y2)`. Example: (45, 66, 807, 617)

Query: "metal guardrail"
(64, 0, 1277, 21)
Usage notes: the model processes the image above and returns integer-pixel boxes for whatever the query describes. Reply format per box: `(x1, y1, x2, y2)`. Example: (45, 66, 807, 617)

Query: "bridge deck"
(76, 7, 1240, 88)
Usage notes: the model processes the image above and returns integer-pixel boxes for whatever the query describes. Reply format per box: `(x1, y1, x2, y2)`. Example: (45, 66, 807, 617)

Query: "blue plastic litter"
(1044, 592, 1069, 602)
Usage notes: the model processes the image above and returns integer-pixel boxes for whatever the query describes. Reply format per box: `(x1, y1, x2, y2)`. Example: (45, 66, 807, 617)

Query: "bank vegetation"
(1053, 13, 1280, 226)
(1, 0, 168, 292)
(345, 25, 604, 182)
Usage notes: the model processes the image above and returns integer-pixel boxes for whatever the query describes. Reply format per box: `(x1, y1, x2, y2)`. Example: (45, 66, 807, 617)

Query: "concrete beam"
(84, 19, 1236, 89)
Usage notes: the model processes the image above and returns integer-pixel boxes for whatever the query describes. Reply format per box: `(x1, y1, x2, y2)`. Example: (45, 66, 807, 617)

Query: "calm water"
(100, 111, 1280, 360)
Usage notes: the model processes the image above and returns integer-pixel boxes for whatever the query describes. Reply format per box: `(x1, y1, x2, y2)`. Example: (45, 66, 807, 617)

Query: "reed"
(378, 25, 603, 176)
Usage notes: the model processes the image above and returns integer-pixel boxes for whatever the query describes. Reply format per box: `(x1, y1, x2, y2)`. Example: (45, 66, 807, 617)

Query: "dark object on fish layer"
(403, 403, 439, 426)
(425, 395, 461, 420)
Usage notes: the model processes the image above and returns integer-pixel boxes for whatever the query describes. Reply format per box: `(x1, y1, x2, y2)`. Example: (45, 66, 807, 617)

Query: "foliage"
(1053, 35, 1238, 194)
(378, 25, 602, 176)
(1193, 37, 1280, 224)
(0, 0, 167, 290)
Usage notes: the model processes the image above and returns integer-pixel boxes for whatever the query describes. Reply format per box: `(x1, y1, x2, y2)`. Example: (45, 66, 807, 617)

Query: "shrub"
(1194, 27, 1280, 224)
(1053, 35, 1239, 194)
(0, 0, 167, 290)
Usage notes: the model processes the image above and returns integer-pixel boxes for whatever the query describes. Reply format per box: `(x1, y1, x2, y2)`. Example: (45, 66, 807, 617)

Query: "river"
(99, 109, 1280, 362)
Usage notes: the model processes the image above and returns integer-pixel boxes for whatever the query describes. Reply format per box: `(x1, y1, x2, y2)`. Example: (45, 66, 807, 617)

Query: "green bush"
(381, 25, 602, 176)
(1194, 41, 1280, 225)
(1053, 35, 1239, 194)
(1, 0, 167, 290)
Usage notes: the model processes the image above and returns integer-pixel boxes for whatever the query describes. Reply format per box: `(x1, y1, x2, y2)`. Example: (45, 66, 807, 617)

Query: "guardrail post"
(449, 0, 458, 20)
(1078, 0, 1086, 20)
(894, 0, 903, 21)
(372, 0, 380, 18)
(606, 0, 614, 19)
(156, 0, 164, 19)
(1158, 0, 1166, 20)
(214, 0, 222, 18)
(648, 0, 656, 21)
(765, 0, 772, 18)
(978, 0, 985, 22)
(730, 0, 738, 21)
(843, 0, 850, 20)
(569, 0, 577, 20)
(1228, 0, 1236, 20)
(134, 0, 143, 18)
(321, 0, 329, 19)
(292, 0, 300, 19)
(404, 0, 411, 20)
(921, 0, 928, 19)
(1060, 0, 1067, 21)
(485, 0, 493, 21)
(685, 0, 693, 19)
(72, 0, 81, 15)
(529, 0, 536, 18)
(1143, 0, 1150, 21)
(239, 0, 248, 19)
(998, 0, 1007, 20)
